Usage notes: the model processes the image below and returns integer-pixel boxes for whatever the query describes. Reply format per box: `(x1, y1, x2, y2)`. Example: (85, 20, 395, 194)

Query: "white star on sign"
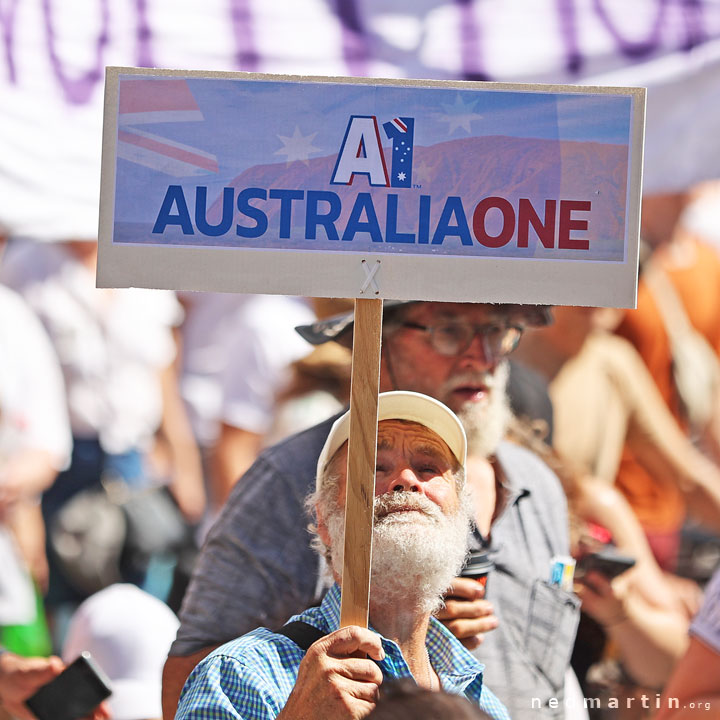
(397, 171, 406, 181)
(435, 94, 483, 135)
(275, 126, 322, 165)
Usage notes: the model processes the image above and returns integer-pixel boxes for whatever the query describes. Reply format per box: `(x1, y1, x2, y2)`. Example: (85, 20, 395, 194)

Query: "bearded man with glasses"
(381, 305, 528, 460)
(163, 301, 579, 720)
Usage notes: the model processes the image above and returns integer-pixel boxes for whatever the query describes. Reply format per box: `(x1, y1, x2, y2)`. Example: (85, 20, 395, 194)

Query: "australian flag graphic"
(382, 117, 414, 188)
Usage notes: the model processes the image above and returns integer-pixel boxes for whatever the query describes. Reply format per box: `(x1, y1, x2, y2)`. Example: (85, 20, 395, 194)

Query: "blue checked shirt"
(176, 584, 510, 720)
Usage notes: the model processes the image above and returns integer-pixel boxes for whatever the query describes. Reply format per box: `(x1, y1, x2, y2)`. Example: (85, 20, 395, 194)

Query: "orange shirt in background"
(615, 238, 720, 532)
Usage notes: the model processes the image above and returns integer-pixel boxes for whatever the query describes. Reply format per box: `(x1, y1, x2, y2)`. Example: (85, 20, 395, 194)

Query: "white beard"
(325, 489, 472, 614)
(451, 361, 511, 457)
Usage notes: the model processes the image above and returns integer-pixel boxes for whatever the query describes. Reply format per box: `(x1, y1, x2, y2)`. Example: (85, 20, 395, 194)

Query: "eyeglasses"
(400, 320, 524, 358)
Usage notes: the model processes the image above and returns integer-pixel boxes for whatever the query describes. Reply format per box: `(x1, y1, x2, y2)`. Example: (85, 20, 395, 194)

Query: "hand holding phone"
(576, 548, 636, 580)
(576, 549, 637, 628)
(0, 652, 64, 720)
(25, 652, 112, 720)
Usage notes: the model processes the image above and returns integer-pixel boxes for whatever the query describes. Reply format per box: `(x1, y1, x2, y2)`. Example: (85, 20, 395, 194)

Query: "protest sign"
(98, 67, 644, 630)
(98, 68, 644, 308)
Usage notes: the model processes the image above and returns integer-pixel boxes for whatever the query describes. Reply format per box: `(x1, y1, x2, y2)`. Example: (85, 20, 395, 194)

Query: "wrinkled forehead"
(326, 419, 462, 479)
(376, 419, 456, 465)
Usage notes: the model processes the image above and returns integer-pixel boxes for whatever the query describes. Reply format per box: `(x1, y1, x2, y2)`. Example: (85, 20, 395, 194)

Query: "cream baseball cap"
(315, 391, 467, 491)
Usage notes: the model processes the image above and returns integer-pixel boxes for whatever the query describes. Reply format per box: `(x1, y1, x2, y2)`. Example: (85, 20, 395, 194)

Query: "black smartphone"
(25, 651, 112, 720)
(577, 549, 636, 580)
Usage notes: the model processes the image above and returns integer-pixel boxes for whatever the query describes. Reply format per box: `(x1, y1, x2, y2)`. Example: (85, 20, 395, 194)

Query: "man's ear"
(315, 503, 332, 548)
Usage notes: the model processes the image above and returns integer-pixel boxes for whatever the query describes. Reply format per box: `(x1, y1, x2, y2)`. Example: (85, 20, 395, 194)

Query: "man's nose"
(390, 467, 421, 493)
(458, 332, 494, 369)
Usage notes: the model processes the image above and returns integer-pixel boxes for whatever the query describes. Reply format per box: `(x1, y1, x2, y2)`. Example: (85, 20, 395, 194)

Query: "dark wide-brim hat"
(296, 300, 552, 346)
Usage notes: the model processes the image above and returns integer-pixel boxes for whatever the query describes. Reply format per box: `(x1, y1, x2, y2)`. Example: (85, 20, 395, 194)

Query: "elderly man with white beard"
(175, 391, 509, 720)
(165, 301, 577, 720)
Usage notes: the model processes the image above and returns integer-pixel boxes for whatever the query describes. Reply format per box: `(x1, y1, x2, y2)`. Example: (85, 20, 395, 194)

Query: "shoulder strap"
(643, 260, 694, 343)
(277, 621, 325, 652)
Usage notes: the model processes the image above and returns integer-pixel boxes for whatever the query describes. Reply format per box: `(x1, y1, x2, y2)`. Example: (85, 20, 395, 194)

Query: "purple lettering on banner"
(680, 0, 706, 50)
(0, 0, 20, 83)
(135, 0, 155, 67)
(230, 0, 259, 71)
(334, 0, 370, 77)
(456, 0, 489, 81)
(593, 0, 667, 58)
(556, 0, 584, 73)
(42, 0, 110, 104)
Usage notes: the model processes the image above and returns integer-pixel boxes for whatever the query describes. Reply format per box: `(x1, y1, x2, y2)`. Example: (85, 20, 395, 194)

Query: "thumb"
(47, 656, 65, 674)
(21, 656, 64, 683)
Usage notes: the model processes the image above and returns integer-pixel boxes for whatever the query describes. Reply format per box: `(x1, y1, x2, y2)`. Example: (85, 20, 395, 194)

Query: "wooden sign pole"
(339, 297, 383, 629)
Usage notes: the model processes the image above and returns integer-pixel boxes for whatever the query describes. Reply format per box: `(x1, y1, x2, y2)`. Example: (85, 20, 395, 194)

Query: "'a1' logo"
(331, 116, 415, 189)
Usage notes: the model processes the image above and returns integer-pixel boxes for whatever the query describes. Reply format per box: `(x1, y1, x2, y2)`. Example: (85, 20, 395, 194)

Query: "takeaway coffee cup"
(460, 549, 495, 591)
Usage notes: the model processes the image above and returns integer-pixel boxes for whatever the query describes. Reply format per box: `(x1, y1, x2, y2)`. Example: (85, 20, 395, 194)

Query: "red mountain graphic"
(209, 135, 627, 252)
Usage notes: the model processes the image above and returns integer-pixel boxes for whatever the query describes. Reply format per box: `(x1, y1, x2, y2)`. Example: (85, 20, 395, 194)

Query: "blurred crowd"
(3, 1, 720, 717)
(1, 183, 720, 720)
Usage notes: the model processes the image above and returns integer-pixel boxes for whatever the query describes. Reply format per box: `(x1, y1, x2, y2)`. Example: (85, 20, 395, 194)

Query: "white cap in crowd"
(63, 584, 179, 720)
(316, 390, 467, 491)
